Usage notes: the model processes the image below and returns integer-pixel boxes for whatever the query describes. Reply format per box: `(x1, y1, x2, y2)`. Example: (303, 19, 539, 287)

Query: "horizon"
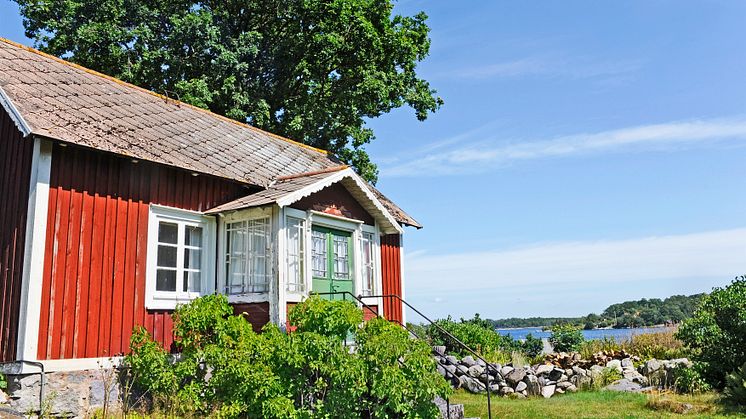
(2, 0, 745, 319)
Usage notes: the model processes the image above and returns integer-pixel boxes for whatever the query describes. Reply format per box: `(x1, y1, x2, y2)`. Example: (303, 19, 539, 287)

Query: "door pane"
(312, 230, 327, 277)
(332, 233, 349, 279)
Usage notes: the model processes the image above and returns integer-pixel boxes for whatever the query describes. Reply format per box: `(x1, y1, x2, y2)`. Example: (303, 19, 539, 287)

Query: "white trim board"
(16, 138, 52, 361)
(0, 87, 31, 136)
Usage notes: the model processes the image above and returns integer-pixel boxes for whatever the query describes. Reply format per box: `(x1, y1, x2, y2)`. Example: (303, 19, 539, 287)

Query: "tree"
(677, 277, 746, 388)
(15, 0, 443, 182)
(548, 323, 584, 352)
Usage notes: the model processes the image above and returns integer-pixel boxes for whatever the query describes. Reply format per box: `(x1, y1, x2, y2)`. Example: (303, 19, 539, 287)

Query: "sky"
(2, 1, 746, 320)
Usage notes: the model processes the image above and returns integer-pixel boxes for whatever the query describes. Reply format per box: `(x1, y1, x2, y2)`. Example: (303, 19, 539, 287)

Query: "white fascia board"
(275, 168, 403, 235)
(0, 86, 31, 136)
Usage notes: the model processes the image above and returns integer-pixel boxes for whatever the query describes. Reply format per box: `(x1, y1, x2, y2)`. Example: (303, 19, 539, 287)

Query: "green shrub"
(671, 363, 711, 395)
(0, 372, 6, 389)
(724, 362, 746, 405)
(521, 333, 544, 358)
(677, 277, 746, 388)
(579, 336, 620, 359)
(549, 323, 584, 352)
(428, 315, 517, 356)
(623, 329, 687, 360)
(125, 295, 449, 418)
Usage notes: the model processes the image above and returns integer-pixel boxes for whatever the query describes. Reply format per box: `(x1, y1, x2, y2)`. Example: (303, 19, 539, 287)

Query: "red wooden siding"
(0, 111, 34, 362)
(37, 144, 247, 360)
(233, 302, 270, 333)
(380, 234, 404, 325)
(362, 304, 379, 322)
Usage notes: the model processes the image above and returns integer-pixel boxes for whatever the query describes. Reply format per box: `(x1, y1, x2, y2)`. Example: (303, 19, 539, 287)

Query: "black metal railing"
(311, 291, 496, 419)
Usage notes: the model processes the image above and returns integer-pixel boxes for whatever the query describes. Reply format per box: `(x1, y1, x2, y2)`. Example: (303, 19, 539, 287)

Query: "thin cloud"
(404, 228, 746, 316)
(383, 117, 746, 177)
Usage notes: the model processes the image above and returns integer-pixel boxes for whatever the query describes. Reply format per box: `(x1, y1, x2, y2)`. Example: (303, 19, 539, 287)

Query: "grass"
(450, 390, 746, 419)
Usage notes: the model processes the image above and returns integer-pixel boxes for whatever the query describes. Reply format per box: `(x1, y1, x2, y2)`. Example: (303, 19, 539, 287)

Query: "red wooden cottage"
(0, 39, 419, 372)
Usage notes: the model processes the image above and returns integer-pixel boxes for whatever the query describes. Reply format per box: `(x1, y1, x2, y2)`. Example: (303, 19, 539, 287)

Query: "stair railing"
(312, 291, 496, 419)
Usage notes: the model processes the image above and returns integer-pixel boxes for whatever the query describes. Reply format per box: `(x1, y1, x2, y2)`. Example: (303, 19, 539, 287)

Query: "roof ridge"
(0, 37, 331, 156)
(275, 165, 348, 182)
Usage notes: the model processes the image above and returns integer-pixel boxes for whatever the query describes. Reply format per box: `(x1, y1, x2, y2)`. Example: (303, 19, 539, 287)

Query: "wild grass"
(577, 329, 688, 361)
(451, 389, 745, 419)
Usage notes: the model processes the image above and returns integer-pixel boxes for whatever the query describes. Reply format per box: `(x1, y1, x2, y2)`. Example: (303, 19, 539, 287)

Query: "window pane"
(185, 225, 203, 247)
(362, 232, 375, 295)
(157, 245, 177, 268)
(184, 248, 201, 270)
(183, 271, 201, 293)
(225, 218, 270, 294)
(312, 230, 327, 277)
(333, 233, 349, 279)
(156, 269, 177, 291)
(286, 217, 305, 292)
(158, 222, 178, 244)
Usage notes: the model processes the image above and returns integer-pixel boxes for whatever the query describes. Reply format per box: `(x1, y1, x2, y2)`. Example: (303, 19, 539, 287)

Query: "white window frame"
(217, 206, 274, 303)
(359, 224, 383, 311)
(284, 207, 308, 297)
(145, 205, 216, 310)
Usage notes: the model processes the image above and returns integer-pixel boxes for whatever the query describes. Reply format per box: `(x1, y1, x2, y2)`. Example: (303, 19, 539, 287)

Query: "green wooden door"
(311, 226, 354, 300)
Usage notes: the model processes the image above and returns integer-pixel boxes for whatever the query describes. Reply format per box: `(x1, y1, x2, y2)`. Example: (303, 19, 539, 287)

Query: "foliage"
(677, 277, 746, 388)
(428, 315, 516, 357)
(623, 329, 688, 360)
(578, 336, 621, 359)
(490, 293, 705, 329)
(125, 295, 449, 418)
(724, 362, 746, 406)
(548, 323, 584, 353)
(0, 371, 6, 389)
(671, 363, 712, 395)
(521, 333, 544, 358)
(15, 0, 443, 182)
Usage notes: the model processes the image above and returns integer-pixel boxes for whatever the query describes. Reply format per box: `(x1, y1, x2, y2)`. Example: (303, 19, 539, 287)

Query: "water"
(496, 326, 673, 341)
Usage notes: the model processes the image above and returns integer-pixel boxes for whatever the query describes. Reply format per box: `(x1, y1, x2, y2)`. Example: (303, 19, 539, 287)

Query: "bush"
(671, 363, 711, 395)
(521, 333, 544, 358)
(549, 323, 584, 352)
(677, 277, 746, 388)
(428, 315, 517, 356)
(724, 362, 746, 405)
(125, 295, 450, 418)
(0, 372, 6, 389)
(623, 329, 687, 360)
(578, 336, 621, 359)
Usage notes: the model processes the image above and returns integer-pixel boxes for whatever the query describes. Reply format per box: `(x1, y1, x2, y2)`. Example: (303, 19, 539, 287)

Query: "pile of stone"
(432, 346, 692, 398)
(545, 350, 641, 369)
(432, 346, 578, 398)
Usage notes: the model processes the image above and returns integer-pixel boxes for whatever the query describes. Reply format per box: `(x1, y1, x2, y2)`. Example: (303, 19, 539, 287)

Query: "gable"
(290, 183, 376, 225)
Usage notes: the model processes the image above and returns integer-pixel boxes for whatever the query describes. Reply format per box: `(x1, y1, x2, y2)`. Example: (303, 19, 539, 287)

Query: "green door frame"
(311, 225, 354, 301)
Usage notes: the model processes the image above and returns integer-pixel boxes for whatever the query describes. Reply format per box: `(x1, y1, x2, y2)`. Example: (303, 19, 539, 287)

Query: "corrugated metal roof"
(0, 38, 421, 228)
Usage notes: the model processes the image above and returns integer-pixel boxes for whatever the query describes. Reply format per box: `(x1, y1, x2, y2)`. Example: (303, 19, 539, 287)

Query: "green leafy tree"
(724, 361, 746, 406)
(677, 277, 746, 388)
(548, 323, 584, 352)
(15, 0, 443, 182)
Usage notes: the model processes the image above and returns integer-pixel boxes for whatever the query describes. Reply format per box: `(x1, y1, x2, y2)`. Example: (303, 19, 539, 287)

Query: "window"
(361, 231, 376, 296)
(146, 206, 215, 309)
(225, 217, 271, 294)
(286, 216, 306, 293)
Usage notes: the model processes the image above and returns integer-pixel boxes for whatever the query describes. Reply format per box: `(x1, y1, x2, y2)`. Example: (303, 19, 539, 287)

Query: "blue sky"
(3, 0, 746, 319)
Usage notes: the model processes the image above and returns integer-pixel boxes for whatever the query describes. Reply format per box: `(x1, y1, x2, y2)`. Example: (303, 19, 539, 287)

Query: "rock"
(461, 356, 477, 367)
(476, 358, 487, 368)
(548, 368, 564, 381)
(505, 368, 527, 386)
(515, 381, 527, 392)
(523, 375, 541, 396)
(433, 346, 446, 356)
(500, 366, 514, 377)
(462, 376, 486, 394)
(468, 365, 485, 378)
(541, 385, 556, 398)
(445, 355, 459, 365)
(457, 365, 469, 376)
(89, 379, 120, 409)
(589, 365, 604, 375)
(434, 396, 464, 419)
(565, 368, 575, 377)
(515, 392, 527, 398)
(0, 389, 8, 405)
(556, 381, 573, 390)
(641, 359, 662, 375)
(535, 364, 553, 376)
(499, 386, 515, 396)
(621, 358, 634, 368)
(604, 379, 643, 392)
(445, 364, 457, 375)
(572, 366, 587, 376)
(489, 383, 501, 392)
(558, 374, 568, 383)
(606, 359, 622, 372)
(555, 388, 565, 394)
(437, 365, 446, 377)
(566, 384, 578, 393)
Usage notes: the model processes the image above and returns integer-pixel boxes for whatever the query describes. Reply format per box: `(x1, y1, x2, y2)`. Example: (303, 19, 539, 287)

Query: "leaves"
(15, 0, 442, 182)
(549, 323, 584, 353)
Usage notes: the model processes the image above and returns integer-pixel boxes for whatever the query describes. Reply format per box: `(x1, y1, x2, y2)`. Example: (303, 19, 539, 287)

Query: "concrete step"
(435, 396, 465, 419)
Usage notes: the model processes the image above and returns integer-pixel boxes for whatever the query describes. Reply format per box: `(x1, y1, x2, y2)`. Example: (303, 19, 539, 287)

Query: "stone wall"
(432, 346, 692, 398)
(1, 369, 121, 417)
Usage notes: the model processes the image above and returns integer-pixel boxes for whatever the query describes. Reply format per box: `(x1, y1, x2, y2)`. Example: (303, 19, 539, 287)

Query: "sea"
(496, 326, 673, 341)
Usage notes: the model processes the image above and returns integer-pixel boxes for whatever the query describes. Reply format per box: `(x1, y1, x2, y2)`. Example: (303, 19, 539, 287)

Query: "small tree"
(676, 277, 746, 388)
(549, 323, 584, 353)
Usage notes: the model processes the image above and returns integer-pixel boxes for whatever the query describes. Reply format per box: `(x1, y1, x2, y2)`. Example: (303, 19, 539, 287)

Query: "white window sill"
(227, 293, 270, 304)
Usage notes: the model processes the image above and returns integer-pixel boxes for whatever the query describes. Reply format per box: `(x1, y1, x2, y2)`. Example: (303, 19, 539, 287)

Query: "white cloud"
(383, 117, 746, 177)
(405, 228, 746, 294)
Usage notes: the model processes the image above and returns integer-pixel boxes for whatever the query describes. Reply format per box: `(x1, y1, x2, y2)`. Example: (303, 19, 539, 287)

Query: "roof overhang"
(0, 86, 31, 136)
(207, 168, 404, 234)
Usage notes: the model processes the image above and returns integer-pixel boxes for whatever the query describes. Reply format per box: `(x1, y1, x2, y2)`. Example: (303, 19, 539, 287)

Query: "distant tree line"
(490, 293, 706, 329)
